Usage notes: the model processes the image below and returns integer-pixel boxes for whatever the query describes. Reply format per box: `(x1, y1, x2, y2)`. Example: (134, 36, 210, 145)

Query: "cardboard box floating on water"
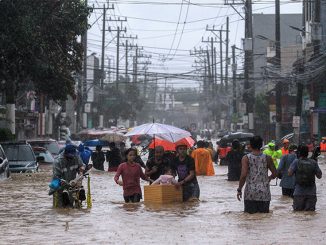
(144, 185, 183, 204)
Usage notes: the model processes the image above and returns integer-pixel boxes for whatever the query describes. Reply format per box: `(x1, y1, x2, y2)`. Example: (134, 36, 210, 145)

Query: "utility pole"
(243, 0, 254, 131)
(214, 47, 218, 89)
(107, 57, 111, 83)
(125, 40, 128, 79)
(108, 18, 127, 90)
(202, 36, 218, 87)
(206, 48, 212, 90)
(133, 46, 146, 83)
(100, 4, 106, 89)
(205, 26, 228, 90)
(211, 37, 215, 85)
(76, 0, 88, 131)
(133, 46, 139, 83)
(100, 3, 114, 89)
(232, 45, 237, 113)
(121, 35, 137, 82)
(219, 29, 223, 91)
(225, 17, 229, 91)
(275, 0, 282, 140)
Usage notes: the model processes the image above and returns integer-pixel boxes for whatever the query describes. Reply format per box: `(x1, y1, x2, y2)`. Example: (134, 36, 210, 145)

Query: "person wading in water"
(237, 136, 277, 214)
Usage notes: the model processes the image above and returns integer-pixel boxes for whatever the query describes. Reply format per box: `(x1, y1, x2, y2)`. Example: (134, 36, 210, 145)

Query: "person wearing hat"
(281, 139, 290, 155)
(52, 144, 85, 207)
(263, 142, 282, 168)
(171, 142, 200, 201)
(277, 144, 297, 197)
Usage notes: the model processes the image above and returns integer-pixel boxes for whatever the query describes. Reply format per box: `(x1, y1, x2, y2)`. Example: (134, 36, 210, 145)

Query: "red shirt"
(114, 162, 147, 196)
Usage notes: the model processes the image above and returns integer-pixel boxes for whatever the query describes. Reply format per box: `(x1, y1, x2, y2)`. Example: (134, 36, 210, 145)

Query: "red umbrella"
(149, 137, 195, 151)
(149, 138, 175, 151)
(176, 136, 195, 147)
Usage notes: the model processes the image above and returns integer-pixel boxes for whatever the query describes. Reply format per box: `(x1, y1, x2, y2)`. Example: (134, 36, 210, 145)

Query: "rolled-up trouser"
(53, 190, 74, 208)
(183, 182, 200, 202)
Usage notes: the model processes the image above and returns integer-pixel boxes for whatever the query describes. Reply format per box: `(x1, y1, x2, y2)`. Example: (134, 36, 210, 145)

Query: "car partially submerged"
(0, 144, 10, 179)
(32, 147, 55, 165)
(27, 139, 60, 158)
(2, 141, 42, 173)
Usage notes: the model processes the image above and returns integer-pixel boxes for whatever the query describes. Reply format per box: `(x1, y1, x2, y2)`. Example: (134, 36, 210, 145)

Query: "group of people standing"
(114, 142, 207, 203)
(52, 135, 323, 213)
(233, 136, 322, 213)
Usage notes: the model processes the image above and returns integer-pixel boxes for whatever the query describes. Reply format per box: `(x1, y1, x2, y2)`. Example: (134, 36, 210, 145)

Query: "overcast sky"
(87, 0, 302, 88)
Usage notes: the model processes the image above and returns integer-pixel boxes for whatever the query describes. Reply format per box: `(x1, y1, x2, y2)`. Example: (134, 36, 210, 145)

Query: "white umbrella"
(125, 123, 191, 142)
(100, 132, 126, 142)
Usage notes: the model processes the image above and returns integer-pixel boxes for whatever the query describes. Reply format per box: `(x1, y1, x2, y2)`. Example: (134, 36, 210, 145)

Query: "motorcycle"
(49, 170, 92, 209)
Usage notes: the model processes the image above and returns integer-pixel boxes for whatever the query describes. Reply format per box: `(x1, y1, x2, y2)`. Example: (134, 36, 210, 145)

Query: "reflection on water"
(1, 161, 326, 244)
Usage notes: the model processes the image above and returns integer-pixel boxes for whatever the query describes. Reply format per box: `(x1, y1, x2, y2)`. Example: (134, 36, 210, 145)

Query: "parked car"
(2, 141, 42, 173)
(27, 139, 60, 157)
(0, 144, 10, 179)
(32, 147, 55, 165)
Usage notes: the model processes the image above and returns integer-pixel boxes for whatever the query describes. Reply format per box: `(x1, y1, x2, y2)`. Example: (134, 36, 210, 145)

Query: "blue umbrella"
(83, 139, 109, 147)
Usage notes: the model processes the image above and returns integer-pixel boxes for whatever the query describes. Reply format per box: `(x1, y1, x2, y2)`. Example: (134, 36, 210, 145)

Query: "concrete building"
(252, 13, 303, 95)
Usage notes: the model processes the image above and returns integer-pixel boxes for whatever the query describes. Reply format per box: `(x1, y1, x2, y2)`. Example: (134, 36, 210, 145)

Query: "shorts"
(244, 200, 270, 214)
(183, 182, 200, 202)
(293, 195, 317, 211)
(124, 193, 142, 203)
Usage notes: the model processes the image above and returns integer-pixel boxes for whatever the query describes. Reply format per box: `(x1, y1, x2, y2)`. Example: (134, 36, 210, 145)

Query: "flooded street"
(1, 161, 326, 245)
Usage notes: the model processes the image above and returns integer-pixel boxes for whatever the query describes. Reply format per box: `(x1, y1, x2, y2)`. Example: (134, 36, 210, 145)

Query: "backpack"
(295, 159, 316, 187)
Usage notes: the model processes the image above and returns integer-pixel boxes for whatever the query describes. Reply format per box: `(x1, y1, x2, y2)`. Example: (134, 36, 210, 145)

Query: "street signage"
(292, 116, 300, 128)
(84, 103, 91, 113)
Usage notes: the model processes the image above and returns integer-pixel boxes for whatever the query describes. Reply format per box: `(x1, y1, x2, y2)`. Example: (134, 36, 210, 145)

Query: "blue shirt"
(289, 158, 322, 196)
(277, 153, 296, 189)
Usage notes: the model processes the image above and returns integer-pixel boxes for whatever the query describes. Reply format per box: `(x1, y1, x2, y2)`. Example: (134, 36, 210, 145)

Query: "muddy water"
(1, 161, 326, 245)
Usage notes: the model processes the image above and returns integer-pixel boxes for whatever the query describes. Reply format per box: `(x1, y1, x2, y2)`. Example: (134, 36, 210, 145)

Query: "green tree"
(101, 84, 144, 123)
(174, 88, 200, 105)
(0, 0, 91, 102)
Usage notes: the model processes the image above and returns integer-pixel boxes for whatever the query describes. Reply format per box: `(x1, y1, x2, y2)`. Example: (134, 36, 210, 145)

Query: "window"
(2, 145, 35, 161)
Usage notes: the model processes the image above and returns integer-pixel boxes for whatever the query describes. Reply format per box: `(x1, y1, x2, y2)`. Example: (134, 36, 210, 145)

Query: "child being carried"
(152, 167, 177, 185)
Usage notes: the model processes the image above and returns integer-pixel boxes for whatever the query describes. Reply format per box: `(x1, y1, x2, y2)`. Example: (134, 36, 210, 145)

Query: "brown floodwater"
(1, 159, 326, 244)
